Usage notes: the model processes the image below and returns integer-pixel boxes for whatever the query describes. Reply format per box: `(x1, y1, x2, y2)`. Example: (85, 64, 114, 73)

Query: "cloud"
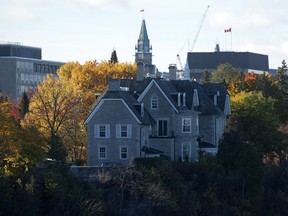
(208, 11, 273, 30)
(6, 6, 39, 21)
(67, 0, 129, 8)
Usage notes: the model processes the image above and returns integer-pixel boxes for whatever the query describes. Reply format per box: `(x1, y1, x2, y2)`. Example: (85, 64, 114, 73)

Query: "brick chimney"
(108, 79, 120, 91)
(169, 64, 177, 80)
(137, 62, 145, 81)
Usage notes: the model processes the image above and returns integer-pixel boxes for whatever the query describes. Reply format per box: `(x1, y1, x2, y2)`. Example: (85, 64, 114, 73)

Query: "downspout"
(139, 125, 143, 158)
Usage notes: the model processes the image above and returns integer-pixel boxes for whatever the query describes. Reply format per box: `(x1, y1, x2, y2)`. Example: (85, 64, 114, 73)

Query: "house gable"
(137, 79, 179, 113)
(84, 99, 141, 125)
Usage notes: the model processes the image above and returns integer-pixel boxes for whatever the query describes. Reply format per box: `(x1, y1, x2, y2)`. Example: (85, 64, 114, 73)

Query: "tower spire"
(135, 19, 152, 65)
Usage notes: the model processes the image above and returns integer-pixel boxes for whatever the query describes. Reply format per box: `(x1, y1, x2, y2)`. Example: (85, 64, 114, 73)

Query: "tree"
(201, 69, 210, 83)
(22, 74, 82, 161)
(211, 63, 243, 86)
(0, 100, 18, 163)
(275, 60, 288, 95)
(57, 61, 137, 113)
(231, 91, 284, 158)
(18, 91, 30, 119)
(110, 49, 118, 64)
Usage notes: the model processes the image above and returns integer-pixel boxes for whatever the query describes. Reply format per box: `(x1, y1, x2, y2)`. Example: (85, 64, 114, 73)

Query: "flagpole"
(140, 9, 144, 19)
(230, 29, 232, 51)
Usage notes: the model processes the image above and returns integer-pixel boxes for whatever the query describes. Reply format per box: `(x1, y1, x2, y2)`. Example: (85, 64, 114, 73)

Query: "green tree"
(275, 60, 288, 94)
(202, 69, 210, 83)
(110, 49, 118, 64)
(211, 63, 243, 86)
(18, 91, 29, 119)
(231, 91, 284, 158)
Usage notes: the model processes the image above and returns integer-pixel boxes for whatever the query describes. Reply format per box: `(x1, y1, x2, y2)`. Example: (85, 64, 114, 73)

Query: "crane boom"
(189, 5, 210, 52)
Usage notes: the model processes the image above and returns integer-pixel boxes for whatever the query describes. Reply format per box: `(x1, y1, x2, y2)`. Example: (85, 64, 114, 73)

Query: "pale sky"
(1, 0, 287, 71)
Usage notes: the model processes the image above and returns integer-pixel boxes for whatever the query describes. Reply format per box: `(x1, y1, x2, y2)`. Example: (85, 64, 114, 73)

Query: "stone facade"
(84, 76, 231, 166)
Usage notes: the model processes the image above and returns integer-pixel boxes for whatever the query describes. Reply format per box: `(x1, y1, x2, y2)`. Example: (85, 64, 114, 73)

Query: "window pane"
(99, 125, 106, 137)
(182, 118, 191, 132)
(151, 97, 157, 109)
(120, 147, 128, 159)
(121, 125, 128, 137)
(182, 144, 191, 161)
(99, 147, 106, 159)
(158, 120, 168, 137)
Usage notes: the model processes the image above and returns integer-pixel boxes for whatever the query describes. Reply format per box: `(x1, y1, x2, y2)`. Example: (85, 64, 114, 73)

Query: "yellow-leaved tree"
(22, 74, 85, 162)
(57, 60, 137, 113)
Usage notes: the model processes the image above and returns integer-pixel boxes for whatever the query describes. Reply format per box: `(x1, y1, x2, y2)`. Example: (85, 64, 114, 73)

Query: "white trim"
(151, 96, 158, 109)
(137, 80, 179, 113)
(119, 146, 128, 160)
(98, 146, 107, 159)
(182, 143, 191, 161)
(182, 118, 191, 133)
(84, 99, 141, 125)
(116, 124, 132, 138)
(94, 124, 110, 138)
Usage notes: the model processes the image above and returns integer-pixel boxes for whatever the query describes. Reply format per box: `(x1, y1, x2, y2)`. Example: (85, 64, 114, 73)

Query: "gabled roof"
(137, 79, 179, 113)
(167, 80, 224, 115)
(85, 78, 230, 125)
(84, 91, 155, 125)
(202, 83, 229, 114)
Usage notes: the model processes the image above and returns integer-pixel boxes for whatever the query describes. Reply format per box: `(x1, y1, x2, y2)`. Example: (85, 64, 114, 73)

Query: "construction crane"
(177, 5, 210, 80)
(189, 5, 210, 52)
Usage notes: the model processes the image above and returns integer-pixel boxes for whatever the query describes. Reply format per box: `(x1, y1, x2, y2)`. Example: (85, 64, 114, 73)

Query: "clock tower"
(135, 19, 153, 67)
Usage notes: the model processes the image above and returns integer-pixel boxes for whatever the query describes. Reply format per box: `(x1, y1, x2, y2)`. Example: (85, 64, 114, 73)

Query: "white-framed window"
(120, 147, 128, 159)
(182, 143, 191, 161)
(182, 118, 191, 133)
(99, 146, 106, 159)
(94, 124, 110, 138)
(151, 97, 158, 109)
(158, 119, 168, 137)
(116, 124, 132, 138)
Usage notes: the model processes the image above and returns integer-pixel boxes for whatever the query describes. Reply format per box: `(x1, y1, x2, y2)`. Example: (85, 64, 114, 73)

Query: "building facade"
(0, 43, 64, 100)
(186, 46, 269, 81)
(84, 64, 231, 166)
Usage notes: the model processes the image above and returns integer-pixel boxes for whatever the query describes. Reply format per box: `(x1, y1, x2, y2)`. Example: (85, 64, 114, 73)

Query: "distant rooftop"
(0, 42, 42, 60)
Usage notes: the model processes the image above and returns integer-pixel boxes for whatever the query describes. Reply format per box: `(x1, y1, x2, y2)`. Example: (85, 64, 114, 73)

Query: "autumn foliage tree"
(231, 91, 284, 160)
(22, 74, 83, 162)
(57, 60, 137, 113)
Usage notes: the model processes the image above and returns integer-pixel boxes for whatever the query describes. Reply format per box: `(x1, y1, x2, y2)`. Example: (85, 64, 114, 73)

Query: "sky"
(1, 0, 287, 71)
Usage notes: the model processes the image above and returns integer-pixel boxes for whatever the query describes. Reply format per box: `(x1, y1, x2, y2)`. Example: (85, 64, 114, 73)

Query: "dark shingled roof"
(202, 83, 229, 114)
(88, 78, 229, 124)
(120, 79, 228, 115)
(103, 91, 155, 125)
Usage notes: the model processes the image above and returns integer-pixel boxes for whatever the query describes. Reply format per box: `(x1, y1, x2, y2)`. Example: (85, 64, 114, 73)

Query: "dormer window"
(151, 96, 158, 109)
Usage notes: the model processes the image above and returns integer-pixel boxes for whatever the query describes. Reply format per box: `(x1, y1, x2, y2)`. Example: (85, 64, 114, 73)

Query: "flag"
(140, 9, 144, 12)
(224, 28, 231, 33)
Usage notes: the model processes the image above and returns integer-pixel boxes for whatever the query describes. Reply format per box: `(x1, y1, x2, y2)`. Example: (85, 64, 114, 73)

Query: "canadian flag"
(224, 28, 232, 33)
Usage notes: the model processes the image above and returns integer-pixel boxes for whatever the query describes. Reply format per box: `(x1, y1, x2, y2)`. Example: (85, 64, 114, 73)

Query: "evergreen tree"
(110, 49, 118, 64)
(275, 60, 288, 94)
(47, 134, 67, 162)
(18, 91, 29, 118)
(201, 69, 210, 83)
